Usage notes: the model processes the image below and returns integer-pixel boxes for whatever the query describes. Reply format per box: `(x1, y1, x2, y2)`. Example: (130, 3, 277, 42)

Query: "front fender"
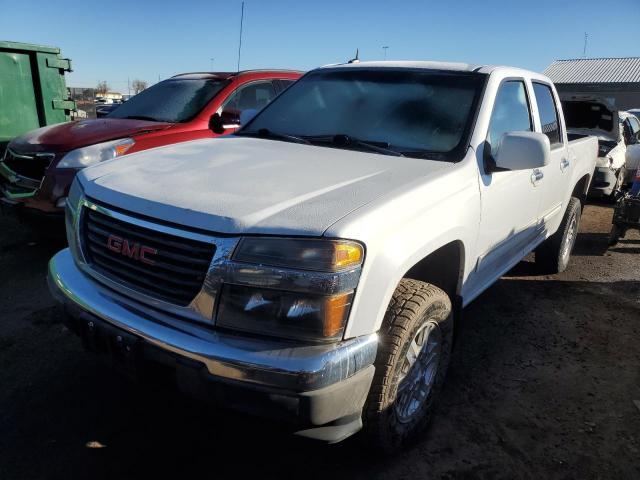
(325, 159, 480, 339)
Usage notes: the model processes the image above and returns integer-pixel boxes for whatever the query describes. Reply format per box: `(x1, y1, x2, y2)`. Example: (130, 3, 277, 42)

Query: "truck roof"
(318, 60, 543, 78)
(319, 60, 483, 72)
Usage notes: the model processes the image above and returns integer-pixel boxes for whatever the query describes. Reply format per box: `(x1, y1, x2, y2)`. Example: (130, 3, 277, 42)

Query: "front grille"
(3, 149, 55, 181)
(82, 207, 216, 306)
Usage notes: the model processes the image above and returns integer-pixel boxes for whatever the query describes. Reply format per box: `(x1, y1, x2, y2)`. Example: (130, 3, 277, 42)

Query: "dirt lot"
(0, 203, 638, 480)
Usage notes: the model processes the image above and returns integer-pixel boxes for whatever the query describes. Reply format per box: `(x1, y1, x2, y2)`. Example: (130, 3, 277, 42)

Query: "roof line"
(554, 56, 640, 62)
(171, 69, 304, 78)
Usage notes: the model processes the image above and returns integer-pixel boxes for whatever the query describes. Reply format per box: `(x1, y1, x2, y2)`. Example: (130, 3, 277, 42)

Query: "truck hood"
(79, 137, 450, 236)
(9, 118, 172, 154)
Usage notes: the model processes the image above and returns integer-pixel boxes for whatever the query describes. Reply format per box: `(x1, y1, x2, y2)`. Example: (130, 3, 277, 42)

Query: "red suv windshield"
(108, 78, 228, 123)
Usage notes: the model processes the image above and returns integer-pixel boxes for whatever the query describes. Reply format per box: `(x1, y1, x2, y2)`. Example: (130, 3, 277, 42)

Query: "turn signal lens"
(234, 238, 364, 272)
(334, 242, 363, 269)
(114, 141, 135, 156)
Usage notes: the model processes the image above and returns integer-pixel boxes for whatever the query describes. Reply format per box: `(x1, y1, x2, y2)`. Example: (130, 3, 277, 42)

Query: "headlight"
(218, 285, 353, 342)
(57, 138, 135, 169)
(221, 238, 364, 342)
(233, 238, 363, 272)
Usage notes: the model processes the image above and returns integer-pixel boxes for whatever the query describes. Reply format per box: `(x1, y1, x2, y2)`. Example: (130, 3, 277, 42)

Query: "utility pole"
(237, 1, 245, 73)
(583, 32, 589, 58)
(382, 46, 389, 60)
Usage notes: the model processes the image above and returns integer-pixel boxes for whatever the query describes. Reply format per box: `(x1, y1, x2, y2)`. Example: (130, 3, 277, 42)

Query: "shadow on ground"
(1, 277, 638, 480)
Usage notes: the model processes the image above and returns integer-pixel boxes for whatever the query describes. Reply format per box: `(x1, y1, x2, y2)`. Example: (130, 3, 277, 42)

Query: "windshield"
(239, 69, 486, 160)
(108, 78, 228, 123)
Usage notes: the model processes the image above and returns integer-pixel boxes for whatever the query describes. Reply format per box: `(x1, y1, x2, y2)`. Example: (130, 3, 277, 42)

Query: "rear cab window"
(532, 82, 563, 148)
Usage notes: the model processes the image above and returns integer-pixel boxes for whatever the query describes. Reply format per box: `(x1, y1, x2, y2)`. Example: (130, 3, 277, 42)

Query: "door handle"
(560, 158, 570, 171)
(531, 169, 544, 185)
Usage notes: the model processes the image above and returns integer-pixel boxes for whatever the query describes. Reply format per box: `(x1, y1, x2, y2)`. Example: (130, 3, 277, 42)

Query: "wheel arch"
(402, 240, 465, 299)
(401, 240, 466, 343)
(571, 173, 591, 206)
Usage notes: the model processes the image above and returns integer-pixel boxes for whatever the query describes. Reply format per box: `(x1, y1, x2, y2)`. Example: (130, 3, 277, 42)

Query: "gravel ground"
(0, 203, 638, 480)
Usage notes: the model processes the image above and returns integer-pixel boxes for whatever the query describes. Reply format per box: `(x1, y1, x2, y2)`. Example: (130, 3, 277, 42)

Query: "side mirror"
(491, 132, 550, 171)
(209, 110, 241, 135)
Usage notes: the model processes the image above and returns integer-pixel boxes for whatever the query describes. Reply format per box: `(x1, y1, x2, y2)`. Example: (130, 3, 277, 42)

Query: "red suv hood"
(9, 118, 172, 154)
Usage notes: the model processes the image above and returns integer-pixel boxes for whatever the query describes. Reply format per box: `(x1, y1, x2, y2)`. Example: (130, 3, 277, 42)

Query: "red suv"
(0, 69, 302, 227)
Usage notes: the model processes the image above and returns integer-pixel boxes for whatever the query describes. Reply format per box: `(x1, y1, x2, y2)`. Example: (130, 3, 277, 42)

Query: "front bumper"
(48, 248, 377, 442)
(589, 166, 618, 197)
(0, 158, 74, 219)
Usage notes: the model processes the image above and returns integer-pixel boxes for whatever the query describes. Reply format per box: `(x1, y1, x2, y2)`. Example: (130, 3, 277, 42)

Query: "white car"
(48, 61, 597, 451)
(623, 110, 640, 182)
(562, 96, 640, 197)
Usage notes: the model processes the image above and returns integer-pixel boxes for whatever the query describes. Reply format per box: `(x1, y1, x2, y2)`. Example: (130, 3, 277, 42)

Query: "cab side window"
(223, 81, 277, 116)
(532, 82, 562, 147)
(488, 80, 532, 157)
(627, 116, 640, 144)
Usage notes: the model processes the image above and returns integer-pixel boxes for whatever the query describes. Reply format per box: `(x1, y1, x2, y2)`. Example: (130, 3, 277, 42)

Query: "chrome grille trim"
(2, 148, 55, 183)
(75, 197, 240, 324)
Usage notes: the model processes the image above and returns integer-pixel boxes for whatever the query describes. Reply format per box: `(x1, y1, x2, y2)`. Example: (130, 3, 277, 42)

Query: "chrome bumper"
(47, 248, 378, 392)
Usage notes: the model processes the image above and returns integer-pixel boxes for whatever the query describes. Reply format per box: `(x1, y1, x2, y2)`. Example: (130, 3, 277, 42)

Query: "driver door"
(466, 79, 542, 299)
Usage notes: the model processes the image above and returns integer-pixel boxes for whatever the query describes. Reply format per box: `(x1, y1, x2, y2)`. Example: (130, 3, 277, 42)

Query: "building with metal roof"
(544, 57, 640, 110)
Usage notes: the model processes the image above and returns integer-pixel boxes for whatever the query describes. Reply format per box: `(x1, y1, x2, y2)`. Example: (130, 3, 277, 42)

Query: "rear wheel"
(363, 279, 453, 453)
(609, 224, 623, 246)
(536, 197, 581, 274)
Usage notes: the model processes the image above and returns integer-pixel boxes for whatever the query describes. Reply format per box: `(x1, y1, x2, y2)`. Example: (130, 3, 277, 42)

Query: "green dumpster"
(0, 41, 75, 156)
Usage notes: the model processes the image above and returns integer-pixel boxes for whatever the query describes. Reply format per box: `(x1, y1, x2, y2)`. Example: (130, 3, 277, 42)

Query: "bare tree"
(96, 81, 109, 95)
(131, 79, 148, 95)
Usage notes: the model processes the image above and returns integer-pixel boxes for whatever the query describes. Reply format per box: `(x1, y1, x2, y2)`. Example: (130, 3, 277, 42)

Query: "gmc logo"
(106, 234, 157, 265)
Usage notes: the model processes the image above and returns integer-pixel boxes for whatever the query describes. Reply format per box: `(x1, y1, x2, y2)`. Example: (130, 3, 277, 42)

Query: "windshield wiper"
(239, 128, 311, 145)
(123, 115, 160, 122)
(305, 134, 405, 157)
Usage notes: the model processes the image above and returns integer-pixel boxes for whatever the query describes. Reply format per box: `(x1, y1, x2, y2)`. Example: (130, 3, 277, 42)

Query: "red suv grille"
(82, 208, 215, 306)
(3, 149, 55, 181)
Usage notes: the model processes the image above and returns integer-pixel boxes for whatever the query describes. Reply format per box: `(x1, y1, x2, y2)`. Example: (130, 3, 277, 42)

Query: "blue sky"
(2, 0, 640, 90)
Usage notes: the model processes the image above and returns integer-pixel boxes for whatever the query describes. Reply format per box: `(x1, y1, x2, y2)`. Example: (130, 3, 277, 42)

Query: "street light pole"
(210, 58, 215, 71)
(382, 46, 389, 60)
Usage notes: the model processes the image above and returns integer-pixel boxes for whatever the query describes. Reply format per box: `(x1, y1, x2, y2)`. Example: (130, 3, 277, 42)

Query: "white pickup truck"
(48, 61, 597, 452)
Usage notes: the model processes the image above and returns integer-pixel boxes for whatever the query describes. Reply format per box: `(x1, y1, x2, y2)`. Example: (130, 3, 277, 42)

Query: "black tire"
(609, 225, 622, 246)
(535, 197, 581, 274)
(363, 279, 453, 454)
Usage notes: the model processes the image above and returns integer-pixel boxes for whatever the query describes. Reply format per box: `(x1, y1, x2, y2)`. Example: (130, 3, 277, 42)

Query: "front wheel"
(363, 279, 453, 453)
(536, 197, 581, 274)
